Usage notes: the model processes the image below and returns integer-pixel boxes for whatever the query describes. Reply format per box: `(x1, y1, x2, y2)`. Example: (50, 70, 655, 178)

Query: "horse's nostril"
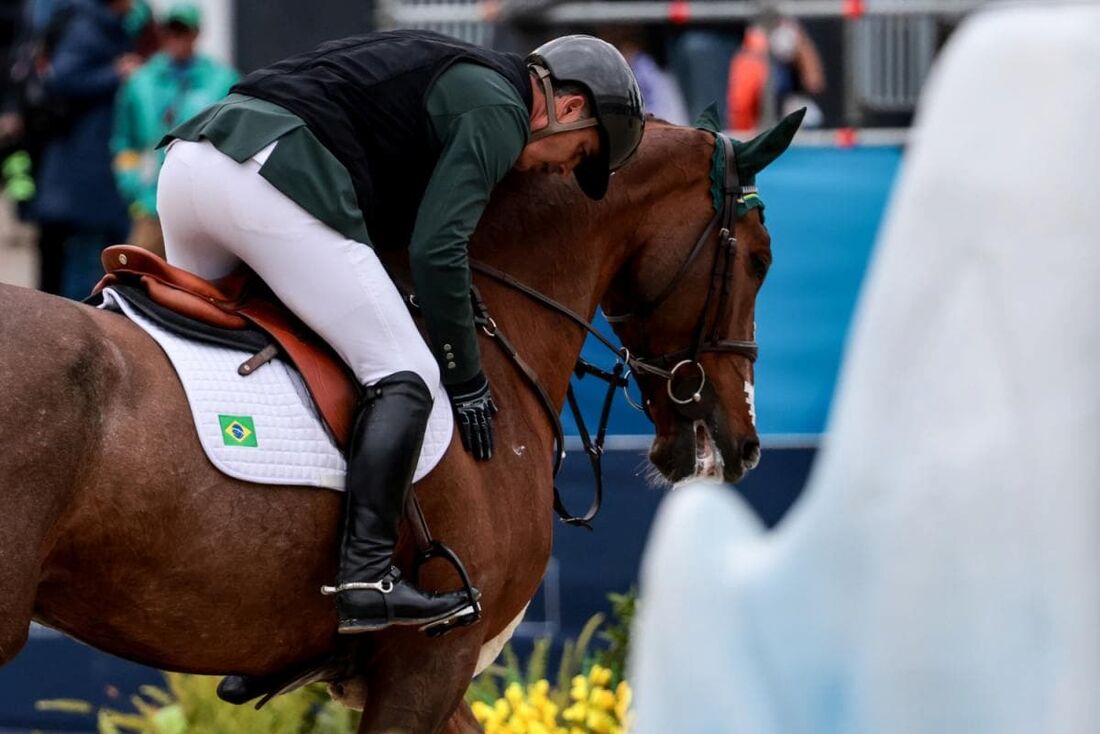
(741, 438, 761, 468)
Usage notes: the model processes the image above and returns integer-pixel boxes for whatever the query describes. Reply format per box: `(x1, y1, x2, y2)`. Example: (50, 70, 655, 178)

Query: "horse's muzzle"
(650, 419, 760, 485)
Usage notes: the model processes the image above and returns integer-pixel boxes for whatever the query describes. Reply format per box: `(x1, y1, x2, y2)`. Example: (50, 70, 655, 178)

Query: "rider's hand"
(448, 372, 498, 461)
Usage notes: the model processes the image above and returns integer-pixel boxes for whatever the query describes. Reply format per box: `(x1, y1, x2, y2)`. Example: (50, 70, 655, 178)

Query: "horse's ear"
(734, 107, 806, 179)
(693, 102, 723, 134)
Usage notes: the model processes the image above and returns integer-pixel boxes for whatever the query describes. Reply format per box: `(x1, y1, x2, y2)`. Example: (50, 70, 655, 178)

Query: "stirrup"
(412, 540, 482, 638)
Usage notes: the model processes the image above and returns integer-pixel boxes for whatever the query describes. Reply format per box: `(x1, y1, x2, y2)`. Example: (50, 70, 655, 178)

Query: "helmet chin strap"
(528, 65, 599, 143)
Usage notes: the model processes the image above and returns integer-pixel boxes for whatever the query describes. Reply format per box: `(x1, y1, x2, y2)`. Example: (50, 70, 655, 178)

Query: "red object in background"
(668, 0, 691, 24)
(843, 0, 865, 18)
(728, 28, 769, 130)
(836, 128, 859, 148)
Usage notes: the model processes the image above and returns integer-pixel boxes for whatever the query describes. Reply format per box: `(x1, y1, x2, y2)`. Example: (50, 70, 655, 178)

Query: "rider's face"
(515, 94, 600, 176)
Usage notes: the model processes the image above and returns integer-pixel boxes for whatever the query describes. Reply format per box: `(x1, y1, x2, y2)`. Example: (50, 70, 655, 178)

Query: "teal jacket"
(112, 52, 238, 216)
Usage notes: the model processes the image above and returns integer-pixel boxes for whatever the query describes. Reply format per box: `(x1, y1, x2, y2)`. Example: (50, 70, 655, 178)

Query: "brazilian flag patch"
(219, 415, 258, 447)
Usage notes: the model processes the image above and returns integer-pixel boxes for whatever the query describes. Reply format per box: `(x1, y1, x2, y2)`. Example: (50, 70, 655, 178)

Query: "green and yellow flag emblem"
(219, 415, 258, 447)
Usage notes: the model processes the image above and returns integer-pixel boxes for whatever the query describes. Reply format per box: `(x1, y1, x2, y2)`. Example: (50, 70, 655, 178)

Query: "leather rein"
(468, 133, 759, 528)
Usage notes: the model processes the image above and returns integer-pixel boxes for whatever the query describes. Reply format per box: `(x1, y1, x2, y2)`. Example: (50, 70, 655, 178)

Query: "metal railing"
(376, 0, 493, 46)
(379, 0, 991, 27)
(377, 0, 995, 122)
(855, 14, 937, 111)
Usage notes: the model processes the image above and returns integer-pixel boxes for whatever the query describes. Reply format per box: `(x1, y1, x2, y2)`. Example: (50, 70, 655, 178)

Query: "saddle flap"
(237, 299, 358, 446)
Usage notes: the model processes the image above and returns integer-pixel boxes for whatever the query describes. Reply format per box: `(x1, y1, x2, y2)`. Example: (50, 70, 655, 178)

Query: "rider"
(158, 31, 644, 634)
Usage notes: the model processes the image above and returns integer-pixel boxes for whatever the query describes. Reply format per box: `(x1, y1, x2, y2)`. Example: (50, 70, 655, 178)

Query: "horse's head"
(603, 110, 803, 484)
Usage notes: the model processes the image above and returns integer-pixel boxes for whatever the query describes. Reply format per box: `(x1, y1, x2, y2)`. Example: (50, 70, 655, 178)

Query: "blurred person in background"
(121, 0, 158, 59)
(16, 0, 139, 298)
(728, 2, 825, 130)
(601, 25, 688, 125)
(479, 0, 556, 54)
(485, 0, 748, 122)
(112, 2, 237, 255)
(666, 9, 746, 123)
(0, 0, 152, 214)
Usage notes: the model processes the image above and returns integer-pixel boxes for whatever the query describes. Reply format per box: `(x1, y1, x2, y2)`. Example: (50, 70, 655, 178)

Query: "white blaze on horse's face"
(745, 321, 757, 426)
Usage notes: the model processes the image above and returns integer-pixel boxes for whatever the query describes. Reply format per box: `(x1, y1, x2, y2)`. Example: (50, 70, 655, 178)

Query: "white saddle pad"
(100, 288, 454, 491)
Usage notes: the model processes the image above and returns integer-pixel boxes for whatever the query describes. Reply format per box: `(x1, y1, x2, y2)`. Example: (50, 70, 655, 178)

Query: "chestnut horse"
(0, 114, 800, 732)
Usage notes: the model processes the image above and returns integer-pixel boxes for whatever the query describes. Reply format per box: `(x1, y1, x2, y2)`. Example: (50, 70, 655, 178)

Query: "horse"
(0, 113, 800, 733)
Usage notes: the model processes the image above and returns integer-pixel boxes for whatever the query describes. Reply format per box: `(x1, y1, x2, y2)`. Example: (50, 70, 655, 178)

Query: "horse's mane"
(476, 120, 714, 251)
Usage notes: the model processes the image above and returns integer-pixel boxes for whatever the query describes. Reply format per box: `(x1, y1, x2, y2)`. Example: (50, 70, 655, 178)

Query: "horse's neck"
(465, 125, 710, 413)
(474, 237, 616, 410)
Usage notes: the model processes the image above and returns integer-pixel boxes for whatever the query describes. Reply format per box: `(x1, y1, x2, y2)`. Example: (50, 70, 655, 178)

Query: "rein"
(468, 132, 759, 528)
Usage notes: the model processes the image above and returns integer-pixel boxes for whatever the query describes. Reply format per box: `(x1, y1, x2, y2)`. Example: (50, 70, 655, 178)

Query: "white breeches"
(157, 139, 441, 391)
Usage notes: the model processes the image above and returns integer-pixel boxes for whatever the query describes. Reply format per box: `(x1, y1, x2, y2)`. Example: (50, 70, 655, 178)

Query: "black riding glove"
(447, 371, 498, 461)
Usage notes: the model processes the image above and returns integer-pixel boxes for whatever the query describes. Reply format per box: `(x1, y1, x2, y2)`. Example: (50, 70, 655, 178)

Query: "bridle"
(465, 132, 759, 526)
(604, 134, 758, 409)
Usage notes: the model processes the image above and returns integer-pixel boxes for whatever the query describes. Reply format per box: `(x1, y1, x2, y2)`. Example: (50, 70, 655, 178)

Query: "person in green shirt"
(112, 2, 237, 254)
(158, 31, 644, 639)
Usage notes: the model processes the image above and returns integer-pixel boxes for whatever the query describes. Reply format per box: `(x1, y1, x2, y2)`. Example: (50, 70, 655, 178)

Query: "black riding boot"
(323, 371, 477, 633)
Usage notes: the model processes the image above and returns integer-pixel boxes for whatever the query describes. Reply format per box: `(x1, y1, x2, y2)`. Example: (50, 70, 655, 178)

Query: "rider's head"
(161, 3, 202, 62)
(518, 35, 646, 200)
(515, 82, 598, 179)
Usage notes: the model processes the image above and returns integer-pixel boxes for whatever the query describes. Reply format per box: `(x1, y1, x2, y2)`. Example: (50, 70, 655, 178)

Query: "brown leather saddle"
(93, 245, 357, 448)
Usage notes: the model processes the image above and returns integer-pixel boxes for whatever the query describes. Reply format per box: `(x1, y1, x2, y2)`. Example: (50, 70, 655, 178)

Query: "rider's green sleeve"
(411, 64, 529, 387)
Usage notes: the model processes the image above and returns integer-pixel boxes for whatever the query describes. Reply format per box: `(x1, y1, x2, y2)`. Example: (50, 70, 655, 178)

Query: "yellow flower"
(563, 701, 587, 723)
(539, 700, 560, 724)
(570, 675, 589, 702)
(528, 722, 550, 734)
(506, 682, 525, 708)
(531, 679, 551, 698)
(472, 700, 494, 723)
(586, 708, 615, 734)
(518, 701, 541, 722)
(495, 698, 512, 719)
(587, 665, 613, 687)
(590, 687, 616, 711)
(614, 681, 633, 721)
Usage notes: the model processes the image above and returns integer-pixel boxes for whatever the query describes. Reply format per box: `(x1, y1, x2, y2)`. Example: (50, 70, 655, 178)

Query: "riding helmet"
(526, 35, 646, 200)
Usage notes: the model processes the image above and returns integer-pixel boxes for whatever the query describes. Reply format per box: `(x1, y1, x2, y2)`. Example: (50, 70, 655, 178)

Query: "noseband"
(465, 132, 757, 526)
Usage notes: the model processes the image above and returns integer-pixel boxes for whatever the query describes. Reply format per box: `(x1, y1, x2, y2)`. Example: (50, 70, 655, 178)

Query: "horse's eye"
(750, 255, 770, 280)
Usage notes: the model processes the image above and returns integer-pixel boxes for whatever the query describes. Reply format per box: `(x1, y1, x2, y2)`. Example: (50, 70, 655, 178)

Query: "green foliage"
(594, 588, 637, 683)
(525, 636, 550, 685)
(555, 613, 603, 708)
(39, 674, 360, 734)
